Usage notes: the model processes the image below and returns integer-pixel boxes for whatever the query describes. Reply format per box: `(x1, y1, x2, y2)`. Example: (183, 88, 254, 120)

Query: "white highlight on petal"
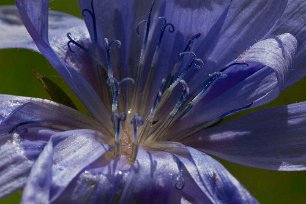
(236, 33, 297, 84)
(208, 131, 251, 142)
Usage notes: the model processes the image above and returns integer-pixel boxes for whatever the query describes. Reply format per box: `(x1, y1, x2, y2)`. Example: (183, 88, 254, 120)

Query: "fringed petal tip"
(235, 33, 297, 84)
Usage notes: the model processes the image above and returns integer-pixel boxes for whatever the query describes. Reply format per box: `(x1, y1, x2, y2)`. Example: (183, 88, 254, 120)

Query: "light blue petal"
(235, 33, 297, 84)
(56, 147, 213, 204)
(178, 146, 257, 204)
(201, 0, 288, 72)
(21, 129, 108, 203)
(270, 0, 306, 89)
(0, 6, 84, 51)
(0, 134, 47, 198)
(171, 34, 297, 135)
(0, 94, 102, 137)
(184, 102, 306, 171)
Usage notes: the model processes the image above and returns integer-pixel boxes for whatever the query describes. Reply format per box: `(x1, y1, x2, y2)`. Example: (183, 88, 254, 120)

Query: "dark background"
(0, 0, 306, 203)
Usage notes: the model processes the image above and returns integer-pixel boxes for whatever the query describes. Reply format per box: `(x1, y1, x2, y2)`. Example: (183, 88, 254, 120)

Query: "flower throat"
(66, 0, 246, 162)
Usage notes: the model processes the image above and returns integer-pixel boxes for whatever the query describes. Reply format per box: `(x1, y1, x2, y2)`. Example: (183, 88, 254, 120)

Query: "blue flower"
(0, 0, 306, 203)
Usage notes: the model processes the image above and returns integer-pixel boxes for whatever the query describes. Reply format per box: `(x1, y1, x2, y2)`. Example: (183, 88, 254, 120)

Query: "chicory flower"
(0, 0, 306, 203)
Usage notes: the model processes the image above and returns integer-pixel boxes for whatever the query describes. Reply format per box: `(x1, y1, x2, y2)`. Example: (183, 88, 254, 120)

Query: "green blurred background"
(0, 0, 306, 203)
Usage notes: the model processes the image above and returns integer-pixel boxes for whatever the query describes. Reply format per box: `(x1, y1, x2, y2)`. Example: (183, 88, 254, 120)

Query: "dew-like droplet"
(173, 174, 185, 190)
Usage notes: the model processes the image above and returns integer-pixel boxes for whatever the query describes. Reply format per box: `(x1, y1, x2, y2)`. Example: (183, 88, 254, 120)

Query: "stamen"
(132, 0, 156, 110)
(107, 77, 120, 112)
(167, 34, 203, 84)
(169, 80, 189, 117)
(104, 38, 122, 79)
(104, 38, 124, 112)
(157, 17, 175, 49)
(143, 0, 156, 47)
(136, 20, 148, 36)
(107, 77, 134, 112)
(169, 52, 204, 91)
(130, 114, 144, 145)
(148, 79, 167, 120)
(147, 72, 226, 143)
(67, 33, 88, 53)
(178, 72, 227, 118)
(112, 112, 126, 156)
(183, 33, 201, 52)
(129, 114, 144, 161)
(145, 52, 204, 132)
(82, 0, 97, 43)
(141, 35, 204, 143)
(119, 78, 135, 86)
(140, 17, 175, 116)
(192, 72, 227, 104)
(170, 51, 198, 79)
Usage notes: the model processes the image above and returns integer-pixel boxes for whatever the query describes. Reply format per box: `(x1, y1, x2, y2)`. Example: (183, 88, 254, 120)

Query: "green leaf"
(34, 71, 77, 109)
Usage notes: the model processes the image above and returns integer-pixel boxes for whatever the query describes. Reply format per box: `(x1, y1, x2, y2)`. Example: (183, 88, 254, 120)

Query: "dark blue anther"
(149, 78, 167, 118)
(107, 76, 134, 112)
(184, 33, 201, 52)
(136, 0, 156, 46)
(136, 20, 148, 36)
(192, 58, 205, 70)
(175, 52, 204, 80)
(119, 77, 135, 86)
(67, 33, 88, 53)
(82, 0, 97, 43)
(112, 112, 126, 156)
(176, 72, 227, 119)
(157, 17, 175, 48)
(192, 72, 227, 105)
(107, 77, 120, 111)
(130, 114, 144, 145)
(179, 51, 197, 61)
(170, 80, 189, 116)
(104, 38, 122, 79)
(144, 0, 156, 46)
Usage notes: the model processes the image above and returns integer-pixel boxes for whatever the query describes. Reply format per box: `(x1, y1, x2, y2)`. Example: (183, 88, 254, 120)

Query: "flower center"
(66, 0, 251, 162)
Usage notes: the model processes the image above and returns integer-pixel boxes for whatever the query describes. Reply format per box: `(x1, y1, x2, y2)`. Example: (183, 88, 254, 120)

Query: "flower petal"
(184, 102, 306, 171)
(170, 34, 297, 136)
(56, 147, 214, 204)
(15, 0, 111, 124)
(119, 148, 211, 203)
(21, 129, 108, 203)
(0, 6, 37, 51)
(0, 6, 83, 51)
(0, 94, 104, 137)
(200, 0, 288, 72)
(235, 33, 297, 84)
(162, 0, 231, 36)
(178, 146, 257, 204)
(270, 0, 306, 88)
(0, 134, 46, 198)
